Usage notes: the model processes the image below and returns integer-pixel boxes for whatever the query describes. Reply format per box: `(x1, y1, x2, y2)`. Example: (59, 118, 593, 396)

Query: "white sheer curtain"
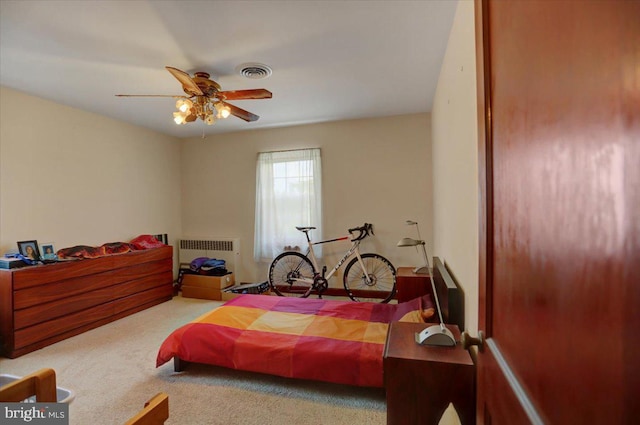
(254, 148, 322, 262)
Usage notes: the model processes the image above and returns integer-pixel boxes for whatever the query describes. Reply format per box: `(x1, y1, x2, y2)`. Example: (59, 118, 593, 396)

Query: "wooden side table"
(396, 267, 431, 302)
(383, 322, 475, 425)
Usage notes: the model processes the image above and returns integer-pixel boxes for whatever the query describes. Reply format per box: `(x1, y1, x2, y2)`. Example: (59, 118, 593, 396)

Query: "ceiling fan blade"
(165, 66, 203, 96)
(218, 89, 272, 100)
(115, 94, 189, 98)
(222, 101, 259, 122)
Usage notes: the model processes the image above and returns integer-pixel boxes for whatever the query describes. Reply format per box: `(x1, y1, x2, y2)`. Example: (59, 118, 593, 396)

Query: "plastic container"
(0, 374, 75, 403)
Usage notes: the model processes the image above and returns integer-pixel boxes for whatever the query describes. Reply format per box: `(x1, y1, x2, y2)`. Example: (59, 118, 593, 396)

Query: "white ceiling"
(0, 0, 456, 139)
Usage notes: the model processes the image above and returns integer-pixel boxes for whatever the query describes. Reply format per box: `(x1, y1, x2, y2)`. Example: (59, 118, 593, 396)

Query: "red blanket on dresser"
(156, 294, 434, 387)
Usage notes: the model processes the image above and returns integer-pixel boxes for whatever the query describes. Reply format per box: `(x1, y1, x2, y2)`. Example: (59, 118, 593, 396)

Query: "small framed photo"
(17, 240, 40, 261)
(153, 233, 168, 244)
(40, 242, 57, 261)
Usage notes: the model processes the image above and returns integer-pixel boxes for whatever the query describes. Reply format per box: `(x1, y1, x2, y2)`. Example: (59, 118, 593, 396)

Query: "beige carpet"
(0, 296, 388, 424)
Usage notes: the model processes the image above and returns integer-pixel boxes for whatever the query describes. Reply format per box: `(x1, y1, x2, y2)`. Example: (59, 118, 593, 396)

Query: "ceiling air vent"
(236, 62, 273, 79)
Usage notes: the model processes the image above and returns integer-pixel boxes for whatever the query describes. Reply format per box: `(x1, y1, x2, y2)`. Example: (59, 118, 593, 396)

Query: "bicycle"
(268, 223, 397, 303)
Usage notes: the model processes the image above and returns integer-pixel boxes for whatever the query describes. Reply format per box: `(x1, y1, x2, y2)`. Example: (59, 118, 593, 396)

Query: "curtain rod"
(257, 147, 321, 155)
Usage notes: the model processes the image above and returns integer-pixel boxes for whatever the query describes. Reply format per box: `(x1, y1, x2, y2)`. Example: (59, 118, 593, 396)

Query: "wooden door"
(474, 1, 639, 423)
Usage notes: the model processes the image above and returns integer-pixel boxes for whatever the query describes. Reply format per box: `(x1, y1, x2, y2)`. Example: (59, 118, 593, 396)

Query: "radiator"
(179, 238, 240, 274)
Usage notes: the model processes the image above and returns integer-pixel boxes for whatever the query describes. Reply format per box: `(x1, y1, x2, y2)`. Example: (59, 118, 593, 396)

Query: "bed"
(156, 257, 462, 388)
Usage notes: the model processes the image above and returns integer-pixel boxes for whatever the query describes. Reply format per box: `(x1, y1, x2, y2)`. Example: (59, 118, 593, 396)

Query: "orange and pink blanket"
(156, 294, 434, 387)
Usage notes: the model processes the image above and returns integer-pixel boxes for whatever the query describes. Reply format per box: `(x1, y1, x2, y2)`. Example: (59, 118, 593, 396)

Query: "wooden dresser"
(0, 246, 173, 358)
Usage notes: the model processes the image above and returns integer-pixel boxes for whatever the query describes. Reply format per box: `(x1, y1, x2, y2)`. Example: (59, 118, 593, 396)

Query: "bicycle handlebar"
(348, 223, 374, 241)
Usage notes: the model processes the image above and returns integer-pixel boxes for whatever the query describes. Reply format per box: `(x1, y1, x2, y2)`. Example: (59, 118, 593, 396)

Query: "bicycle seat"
(295, 226, 316, 232)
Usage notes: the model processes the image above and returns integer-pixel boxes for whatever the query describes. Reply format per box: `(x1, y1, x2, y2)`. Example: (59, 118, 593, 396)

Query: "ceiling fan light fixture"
(173, 111, 188, 125)
(176, 98, 193, 113)
(205, 114, 216, 125)
(214, 102, 231, 119)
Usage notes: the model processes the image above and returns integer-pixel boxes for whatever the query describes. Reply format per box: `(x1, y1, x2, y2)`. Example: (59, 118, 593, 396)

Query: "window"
(254, 148, 322, 262)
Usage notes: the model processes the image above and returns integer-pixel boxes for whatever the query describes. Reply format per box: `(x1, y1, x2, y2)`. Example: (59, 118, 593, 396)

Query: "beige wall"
(430, 2, 479, 424)
(431, 0, 479, 334)
(0, 86, 432, 285)
(180, 114, 433, 283)
(0, 87, 182, 258)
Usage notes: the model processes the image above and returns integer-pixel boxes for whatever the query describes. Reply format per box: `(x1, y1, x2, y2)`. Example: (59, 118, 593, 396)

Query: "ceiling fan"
(116, 66, 272, 125)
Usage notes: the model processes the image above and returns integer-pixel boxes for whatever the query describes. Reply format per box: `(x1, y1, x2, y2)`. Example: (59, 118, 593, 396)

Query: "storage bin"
(181, 273, 235, 300)
(0, 374, 75, 403)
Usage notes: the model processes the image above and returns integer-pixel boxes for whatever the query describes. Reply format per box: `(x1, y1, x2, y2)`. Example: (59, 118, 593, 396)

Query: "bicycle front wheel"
(268, 252, 316, 298)
(343, 253, 396, 303)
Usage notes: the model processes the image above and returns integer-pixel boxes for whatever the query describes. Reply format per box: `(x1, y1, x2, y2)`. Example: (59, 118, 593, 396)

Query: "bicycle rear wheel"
(268, 252, 316, 298)
(343, 253, 396, 303)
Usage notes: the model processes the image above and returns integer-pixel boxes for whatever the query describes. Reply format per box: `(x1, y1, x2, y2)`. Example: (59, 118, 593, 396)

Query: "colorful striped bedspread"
(156, 294, 433, 387)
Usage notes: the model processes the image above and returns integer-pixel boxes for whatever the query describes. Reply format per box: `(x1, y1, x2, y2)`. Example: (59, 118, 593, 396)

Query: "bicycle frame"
(269, 223, 396, 303)
(301, 232, 373, 285)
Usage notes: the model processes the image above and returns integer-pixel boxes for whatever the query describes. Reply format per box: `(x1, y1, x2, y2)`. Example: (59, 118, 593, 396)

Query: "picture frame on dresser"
(17, 240, 40, 261)
(39, 242, 57, 261)
(153, 234, 168, 244)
